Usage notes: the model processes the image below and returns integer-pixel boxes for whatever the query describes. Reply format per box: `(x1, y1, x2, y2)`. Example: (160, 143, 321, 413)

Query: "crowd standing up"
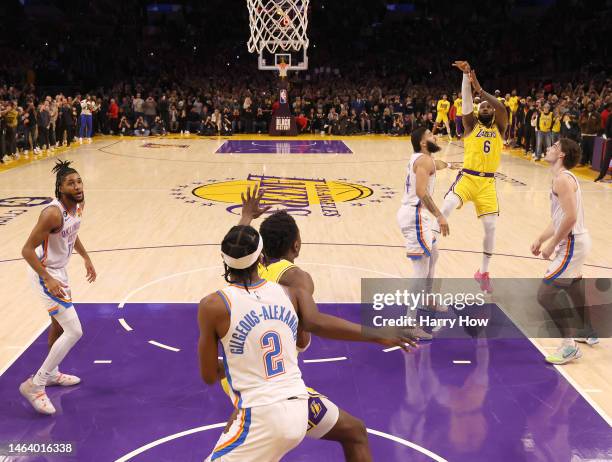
(1, 77, 610, 169)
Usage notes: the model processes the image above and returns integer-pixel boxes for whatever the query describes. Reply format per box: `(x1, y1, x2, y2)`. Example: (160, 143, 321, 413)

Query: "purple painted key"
(216, 140, 353, 154)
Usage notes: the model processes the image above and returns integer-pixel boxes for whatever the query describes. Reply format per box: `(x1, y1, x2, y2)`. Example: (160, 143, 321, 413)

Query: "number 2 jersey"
(217, 279, 307, 409)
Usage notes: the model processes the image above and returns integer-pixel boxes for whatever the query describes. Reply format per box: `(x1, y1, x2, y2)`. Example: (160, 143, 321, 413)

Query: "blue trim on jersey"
(38, 276, 72, 308)
(544, 235, 575, 285)
(211, 408, 252, 460)
(415, 203, 431, 257)
(216, 290, 230, 314)
(221, 346, 243, 409)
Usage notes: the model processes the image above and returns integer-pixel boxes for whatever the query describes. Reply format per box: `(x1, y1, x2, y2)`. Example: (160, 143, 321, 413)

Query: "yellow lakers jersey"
(437, 99, 450, 114)
(258, 259, 296, 284)
(552, 116, 561, 133)
(463, 122, 502, 173)
(538, 112, 553, 132)
(454, 98, 463, 117)
(508, 96, 519, 113)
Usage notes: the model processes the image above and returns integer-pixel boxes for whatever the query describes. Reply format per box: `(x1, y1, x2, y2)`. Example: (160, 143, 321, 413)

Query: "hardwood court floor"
(1, 133, 610, 424)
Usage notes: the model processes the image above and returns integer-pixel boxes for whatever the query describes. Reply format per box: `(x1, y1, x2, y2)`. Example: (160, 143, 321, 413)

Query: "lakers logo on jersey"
(475, 129, 498, 138)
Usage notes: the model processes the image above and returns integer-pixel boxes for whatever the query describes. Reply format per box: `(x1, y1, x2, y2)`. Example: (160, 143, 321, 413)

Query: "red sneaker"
(474, 270, 493, 293)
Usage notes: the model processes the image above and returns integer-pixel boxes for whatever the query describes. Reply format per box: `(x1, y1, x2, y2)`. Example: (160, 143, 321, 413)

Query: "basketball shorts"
(446, 171, 499, 217)
(220, 379, 339, 440)
(28, 266, 74, 316)
(206, 398, 308, 462)
(397, 204, 436, 259)
(435, 113, 449, 124)
(544, 233, 591, 284)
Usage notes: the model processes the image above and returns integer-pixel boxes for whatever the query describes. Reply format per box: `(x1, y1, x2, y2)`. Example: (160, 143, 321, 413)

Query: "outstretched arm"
(434, 159, 451, 170)
(290, 286, 418, 350)
(453, 61, 476, 134)
(469, 70, 508, 134)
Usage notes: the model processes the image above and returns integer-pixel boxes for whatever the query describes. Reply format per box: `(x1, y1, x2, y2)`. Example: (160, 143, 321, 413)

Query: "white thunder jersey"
(35, 199, 83, 269)
(219, 279, 307, 409)
(551, 171, 587, 235)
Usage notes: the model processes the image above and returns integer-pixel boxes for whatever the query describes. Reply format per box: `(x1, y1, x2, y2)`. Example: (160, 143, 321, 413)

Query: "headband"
(221, 235, 263, 269)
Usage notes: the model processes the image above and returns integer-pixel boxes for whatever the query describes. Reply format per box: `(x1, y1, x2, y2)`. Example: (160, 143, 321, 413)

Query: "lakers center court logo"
(170, 174, 397, 217)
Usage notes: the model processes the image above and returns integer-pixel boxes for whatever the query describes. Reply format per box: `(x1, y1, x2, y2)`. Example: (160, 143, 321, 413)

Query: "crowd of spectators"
(1, 76, 610, 162)
(0, 0, 610, 172)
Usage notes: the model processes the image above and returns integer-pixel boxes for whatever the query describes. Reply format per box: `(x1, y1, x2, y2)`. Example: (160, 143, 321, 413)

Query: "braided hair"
(221, 225, 261, 291)
(52, 160, 78, 200)
(259, 211, 299, 262)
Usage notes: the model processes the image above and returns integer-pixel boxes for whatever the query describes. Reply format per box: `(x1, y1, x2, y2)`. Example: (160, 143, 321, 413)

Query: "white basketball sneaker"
(575, 337, 599, 346)
(545, 344, 582, 365)
(19, 378, 56, 415)
(46, 372, 81, 387)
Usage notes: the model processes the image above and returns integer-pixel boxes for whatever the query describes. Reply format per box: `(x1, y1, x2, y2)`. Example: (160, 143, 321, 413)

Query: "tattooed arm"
(414, 156, 450, 236)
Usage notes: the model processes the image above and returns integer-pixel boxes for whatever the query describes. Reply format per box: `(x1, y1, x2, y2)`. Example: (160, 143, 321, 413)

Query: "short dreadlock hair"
(221, 225, 261, 291)
(52, 160, 78, 200)
(259, 211, 299, 261)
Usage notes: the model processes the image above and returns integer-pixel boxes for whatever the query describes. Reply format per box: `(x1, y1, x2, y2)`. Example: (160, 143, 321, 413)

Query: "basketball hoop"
(247, 0, 309, 55)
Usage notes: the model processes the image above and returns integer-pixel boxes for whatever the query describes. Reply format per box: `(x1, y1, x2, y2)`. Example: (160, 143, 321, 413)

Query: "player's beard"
(65, 192, 84, 203)
(427, 141, 441, 153)
(478, 113, 494, 126)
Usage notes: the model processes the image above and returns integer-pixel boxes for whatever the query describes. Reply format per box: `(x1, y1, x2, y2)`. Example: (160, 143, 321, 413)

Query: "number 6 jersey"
(463, 121, 502, 173)
(217, 279, 307, 409)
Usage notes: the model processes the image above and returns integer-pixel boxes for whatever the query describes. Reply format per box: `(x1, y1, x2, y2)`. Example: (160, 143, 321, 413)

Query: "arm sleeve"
(462, 73, 473, 114)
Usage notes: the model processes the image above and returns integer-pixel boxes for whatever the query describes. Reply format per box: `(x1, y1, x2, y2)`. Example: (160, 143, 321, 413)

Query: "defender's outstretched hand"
(240, 185, 271, 223)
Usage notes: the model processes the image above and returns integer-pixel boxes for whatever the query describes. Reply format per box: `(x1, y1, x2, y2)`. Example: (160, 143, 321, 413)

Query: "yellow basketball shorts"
(435, 113, 449, 124)
(445, 171, 499, 217)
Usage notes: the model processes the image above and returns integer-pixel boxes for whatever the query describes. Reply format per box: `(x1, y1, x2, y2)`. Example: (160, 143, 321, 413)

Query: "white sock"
(480, 214, 497, 273)
(32, 308, 82, 387)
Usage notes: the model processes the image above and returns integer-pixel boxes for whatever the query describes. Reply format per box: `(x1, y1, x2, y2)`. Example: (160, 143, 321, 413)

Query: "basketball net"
(247, 0, 309, 54)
